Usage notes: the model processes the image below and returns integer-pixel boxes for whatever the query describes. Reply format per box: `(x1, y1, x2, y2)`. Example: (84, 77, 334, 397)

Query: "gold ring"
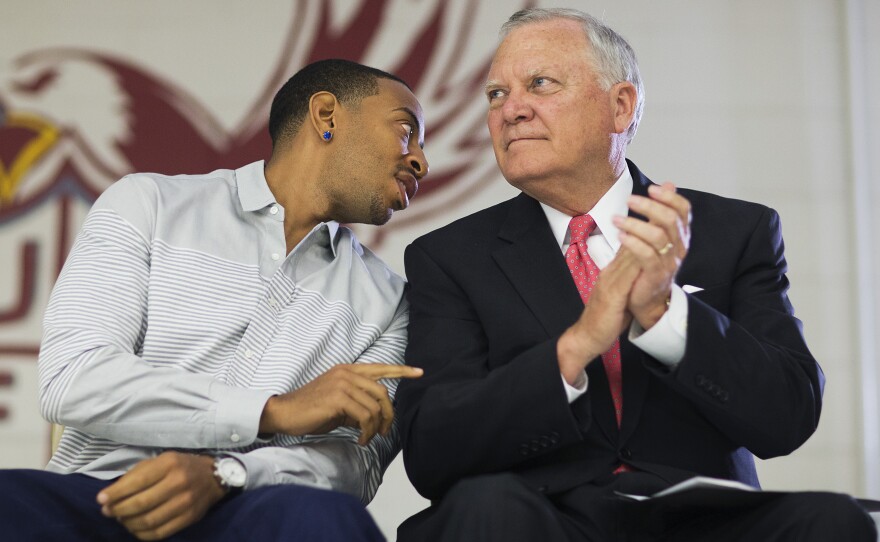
(658, 242, 673, 256)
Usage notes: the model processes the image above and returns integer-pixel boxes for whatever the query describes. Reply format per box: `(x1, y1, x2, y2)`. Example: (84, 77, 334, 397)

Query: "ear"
(610, 81, 637, 135)
(308, 91, 338, 140)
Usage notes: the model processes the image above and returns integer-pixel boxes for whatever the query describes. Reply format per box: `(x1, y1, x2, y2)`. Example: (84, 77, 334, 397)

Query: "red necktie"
(565, 215, 623, 426)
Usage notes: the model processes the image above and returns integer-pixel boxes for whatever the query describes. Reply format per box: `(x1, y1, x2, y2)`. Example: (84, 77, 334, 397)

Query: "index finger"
(348, 363, 424, 381)
(97, 460, 163, 507)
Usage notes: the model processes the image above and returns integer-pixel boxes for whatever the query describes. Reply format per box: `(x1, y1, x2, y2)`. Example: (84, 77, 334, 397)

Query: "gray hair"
(501, 8, 645, 145)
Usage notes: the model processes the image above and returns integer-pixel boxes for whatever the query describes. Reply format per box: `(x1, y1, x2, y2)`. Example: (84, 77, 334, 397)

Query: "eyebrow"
(485, 69, 544, 93)
(394, 106, 424, 149)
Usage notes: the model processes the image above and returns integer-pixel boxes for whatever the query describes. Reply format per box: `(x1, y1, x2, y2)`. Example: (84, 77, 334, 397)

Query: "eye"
(531, 76, 550, 88)
(401, 122, 414, 141)
(486, 88, 507, 102)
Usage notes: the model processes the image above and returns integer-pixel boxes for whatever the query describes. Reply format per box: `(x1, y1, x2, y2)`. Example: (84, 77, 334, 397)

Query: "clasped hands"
(97, 363, 423, 540)
(558, 183, 691, 384)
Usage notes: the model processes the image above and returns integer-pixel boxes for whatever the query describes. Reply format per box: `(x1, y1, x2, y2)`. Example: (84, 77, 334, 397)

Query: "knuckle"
(139, 514, 156, 530)
(179, 491, 195, 507)
(165, 451, 183, 466)
(168, 469, 185, 485)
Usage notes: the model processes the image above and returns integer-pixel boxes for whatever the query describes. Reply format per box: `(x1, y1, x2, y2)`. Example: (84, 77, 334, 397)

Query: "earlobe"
(309, 91, 338, 142)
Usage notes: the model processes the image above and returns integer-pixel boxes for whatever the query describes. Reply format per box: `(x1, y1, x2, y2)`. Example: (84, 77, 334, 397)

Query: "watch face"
(218, 458, 247, 487)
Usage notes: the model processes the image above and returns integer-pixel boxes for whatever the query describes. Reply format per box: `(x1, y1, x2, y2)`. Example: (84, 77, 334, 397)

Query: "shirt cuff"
(212, 382, 275, 448)
(562, 371, 589, 403)
(629, 284, 688, 367)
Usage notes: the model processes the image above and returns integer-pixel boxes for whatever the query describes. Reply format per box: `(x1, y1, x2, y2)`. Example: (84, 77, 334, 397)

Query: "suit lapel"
(492, 193, 583, 337)
(492, 193, 619, 441)
(619, 160, 656, 444)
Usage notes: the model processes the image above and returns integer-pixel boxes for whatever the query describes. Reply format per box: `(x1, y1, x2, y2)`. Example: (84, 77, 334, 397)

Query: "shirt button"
(269, 206, 279, 215)
(230, 433, 241, 443)
(271, 253, 280, 261)
(244, 349, 253, 359)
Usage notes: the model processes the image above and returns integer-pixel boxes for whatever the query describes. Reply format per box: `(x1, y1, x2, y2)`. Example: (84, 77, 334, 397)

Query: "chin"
(370, 209, 393, 226)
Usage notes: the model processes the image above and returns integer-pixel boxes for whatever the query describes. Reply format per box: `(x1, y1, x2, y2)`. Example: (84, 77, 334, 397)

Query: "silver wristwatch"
(213, 456, 247, 492)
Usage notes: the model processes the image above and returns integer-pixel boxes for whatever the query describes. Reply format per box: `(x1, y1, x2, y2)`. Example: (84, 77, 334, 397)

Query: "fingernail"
(101, 505, 112, 517)
(97, 492, 108, 504)
(612, 215, 624, 226)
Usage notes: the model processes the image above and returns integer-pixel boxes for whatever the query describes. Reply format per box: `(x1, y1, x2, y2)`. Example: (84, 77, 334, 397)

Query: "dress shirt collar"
(236, 160, 275, 212)
(539, 166, 633, 252)
(235, 160, 340, 257)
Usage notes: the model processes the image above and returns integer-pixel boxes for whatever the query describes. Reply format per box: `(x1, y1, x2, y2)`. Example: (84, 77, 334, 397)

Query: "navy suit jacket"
(396, 160, 824, 502)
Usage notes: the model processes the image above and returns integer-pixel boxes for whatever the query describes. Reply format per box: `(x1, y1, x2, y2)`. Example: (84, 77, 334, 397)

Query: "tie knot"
(568, 214, 597, 245)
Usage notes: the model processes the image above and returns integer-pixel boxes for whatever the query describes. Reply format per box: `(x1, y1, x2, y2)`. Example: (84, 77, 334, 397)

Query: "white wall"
(1, 1, 877, 539)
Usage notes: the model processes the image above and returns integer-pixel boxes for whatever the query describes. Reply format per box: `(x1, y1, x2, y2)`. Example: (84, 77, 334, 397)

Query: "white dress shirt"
(540, 167, 688, 402)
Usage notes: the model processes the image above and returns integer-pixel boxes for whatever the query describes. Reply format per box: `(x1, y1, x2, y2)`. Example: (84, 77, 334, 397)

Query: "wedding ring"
(657, 242, 673, 256)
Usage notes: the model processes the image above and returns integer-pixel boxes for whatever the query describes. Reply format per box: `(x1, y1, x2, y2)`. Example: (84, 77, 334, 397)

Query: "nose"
(501, 88, 533, 124)
(408, 147, 429, 179)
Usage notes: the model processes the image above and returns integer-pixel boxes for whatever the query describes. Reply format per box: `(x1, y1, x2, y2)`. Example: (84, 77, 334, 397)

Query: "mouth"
(394, 171, 418, 209)
(505, 137, 545, 150)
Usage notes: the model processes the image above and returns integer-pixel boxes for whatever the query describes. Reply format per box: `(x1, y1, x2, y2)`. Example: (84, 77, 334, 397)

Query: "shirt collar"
(235, 160, 341, 257)
(539, 166, 633, 252)
(235, 160, 276, 212)
(318, 221, 341, 258)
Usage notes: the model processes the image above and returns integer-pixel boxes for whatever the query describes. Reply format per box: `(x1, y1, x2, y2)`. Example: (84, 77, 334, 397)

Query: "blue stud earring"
(322, 131, 332, 141)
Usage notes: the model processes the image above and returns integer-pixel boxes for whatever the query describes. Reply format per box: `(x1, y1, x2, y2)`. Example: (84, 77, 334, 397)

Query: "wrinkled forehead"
(488, 19, 592, 79)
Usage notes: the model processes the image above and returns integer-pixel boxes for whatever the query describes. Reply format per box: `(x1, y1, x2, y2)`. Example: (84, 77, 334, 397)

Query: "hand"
(96, 452, 225, 541)
(557, 249, 641, 385)
(614, 183, 691, 329)
(259, 363, 424, 445)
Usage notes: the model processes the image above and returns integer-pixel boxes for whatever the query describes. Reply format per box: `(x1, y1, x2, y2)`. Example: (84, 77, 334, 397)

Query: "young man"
(1, 59, 427, 541)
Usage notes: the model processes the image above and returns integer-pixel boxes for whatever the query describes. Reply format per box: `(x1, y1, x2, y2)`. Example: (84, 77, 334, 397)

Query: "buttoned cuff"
(629, 284, 688, 367)
(212, 383, 275, 448)
(562, 371, 589, 403)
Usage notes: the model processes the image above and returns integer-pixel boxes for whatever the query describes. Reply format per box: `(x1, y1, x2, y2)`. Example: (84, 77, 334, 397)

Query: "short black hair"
(268, 58, 410, 148)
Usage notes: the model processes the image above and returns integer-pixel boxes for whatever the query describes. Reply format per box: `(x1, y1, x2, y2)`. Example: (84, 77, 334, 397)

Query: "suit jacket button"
(538, 485, 548, 493)
(619, 448, 633, 460)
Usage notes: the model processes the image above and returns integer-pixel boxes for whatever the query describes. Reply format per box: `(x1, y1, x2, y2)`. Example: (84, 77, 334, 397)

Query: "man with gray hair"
(395, 8, 875, 541)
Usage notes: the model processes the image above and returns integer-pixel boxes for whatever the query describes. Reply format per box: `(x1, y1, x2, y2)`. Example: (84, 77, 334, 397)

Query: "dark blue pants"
(0, 469, 385, 541)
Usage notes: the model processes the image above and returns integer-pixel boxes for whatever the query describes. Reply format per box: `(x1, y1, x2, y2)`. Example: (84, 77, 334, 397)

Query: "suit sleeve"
(654, 206, 824, 458)
(396, 243, 585, 500)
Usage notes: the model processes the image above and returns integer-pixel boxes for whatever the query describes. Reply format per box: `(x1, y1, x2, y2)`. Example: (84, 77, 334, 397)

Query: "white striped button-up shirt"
(38, 160, 408, 503)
